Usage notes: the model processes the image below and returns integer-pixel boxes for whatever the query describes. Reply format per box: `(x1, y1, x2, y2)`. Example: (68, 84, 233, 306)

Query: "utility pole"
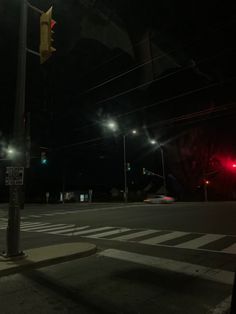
(123, 135, 128, 202)
(5, 0, 28, 257)
(204, 181, 208, 202)
(160, 145, 167, 195)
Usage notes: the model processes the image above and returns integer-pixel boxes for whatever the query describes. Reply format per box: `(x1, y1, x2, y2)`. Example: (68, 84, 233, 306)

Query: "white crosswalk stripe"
(140, 231, 188, 245)
(22, 224, 67, 232)
(86, 228, 131, 238)
(48, 225, 90, 235)
(222, 243, 236, 254)
(21, 223, 52, 231)
(1, 220, 236, 255)
(68, 226, 114, 236)
(98, 249, 234, 285)
(176, 234, 224, 249)
(111, 229, 157, 241)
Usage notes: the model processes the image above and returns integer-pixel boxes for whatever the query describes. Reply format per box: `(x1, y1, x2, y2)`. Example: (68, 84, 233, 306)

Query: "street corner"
(0, 242, 97, 277)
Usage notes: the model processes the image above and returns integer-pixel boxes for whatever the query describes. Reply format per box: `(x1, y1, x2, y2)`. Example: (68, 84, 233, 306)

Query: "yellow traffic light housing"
(40, 6, 56, 64)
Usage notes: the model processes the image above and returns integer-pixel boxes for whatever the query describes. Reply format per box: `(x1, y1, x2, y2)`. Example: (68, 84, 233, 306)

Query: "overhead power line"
(55, 102, 236, 151)
(87, 48, 232, 107)
(79, 16, 236, 97)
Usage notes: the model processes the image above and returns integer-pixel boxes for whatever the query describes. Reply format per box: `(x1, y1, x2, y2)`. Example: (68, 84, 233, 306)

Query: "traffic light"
(40, 6, 56, 64)
(41, 151, 47, 165)
(127, 162, 131, 171)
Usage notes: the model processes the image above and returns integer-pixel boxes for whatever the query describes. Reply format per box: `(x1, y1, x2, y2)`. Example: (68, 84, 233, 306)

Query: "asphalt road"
(0, 202, 236, 313)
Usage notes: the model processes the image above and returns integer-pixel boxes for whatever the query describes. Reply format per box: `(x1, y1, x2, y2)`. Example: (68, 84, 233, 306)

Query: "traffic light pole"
(5, 0, 28, 257)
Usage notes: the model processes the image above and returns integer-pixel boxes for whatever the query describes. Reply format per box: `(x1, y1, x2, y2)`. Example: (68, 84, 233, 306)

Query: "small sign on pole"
(5, 167, 24, 186)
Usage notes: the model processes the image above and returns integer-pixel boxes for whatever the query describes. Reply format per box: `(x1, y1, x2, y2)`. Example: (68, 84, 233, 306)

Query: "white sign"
(5, 167, 24, 185)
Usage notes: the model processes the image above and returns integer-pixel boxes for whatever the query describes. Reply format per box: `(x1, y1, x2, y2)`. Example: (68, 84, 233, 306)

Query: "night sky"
(1, 0, 236, 201)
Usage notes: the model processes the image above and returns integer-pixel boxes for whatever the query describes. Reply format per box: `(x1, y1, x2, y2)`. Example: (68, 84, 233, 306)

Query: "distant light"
(205, 180, 210, 185)
(7, 147, 16, 156)
(106, 120, 118, 131)
(150, 140, 157, 145)
(132, 129, 137, 134)
(232, 164, 236, 168)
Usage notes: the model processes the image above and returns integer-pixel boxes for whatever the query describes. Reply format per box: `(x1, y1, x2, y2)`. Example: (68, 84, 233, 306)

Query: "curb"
(0, 242, 97, 277)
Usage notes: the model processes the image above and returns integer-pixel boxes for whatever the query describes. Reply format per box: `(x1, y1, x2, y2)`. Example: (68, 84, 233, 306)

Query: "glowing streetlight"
(7, 149, 14, 155)
(150, 139, 157, 145)
(105, 121, 137, 202)
(7, 147, 16, 157)
(106, 120, 118, 131)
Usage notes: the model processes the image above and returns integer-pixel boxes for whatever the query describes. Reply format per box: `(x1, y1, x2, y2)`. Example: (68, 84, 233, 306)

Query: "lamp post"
(122, 130, 138, 202)
(105, 121, 137, 202)
(150, 140, 167, 195)
(123, 134, 127, 202)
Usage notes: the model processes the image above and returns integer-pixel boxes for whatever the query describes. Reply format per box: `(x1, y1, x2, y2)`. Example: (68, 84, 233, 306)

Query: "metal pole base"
(1, 250, 25, 260)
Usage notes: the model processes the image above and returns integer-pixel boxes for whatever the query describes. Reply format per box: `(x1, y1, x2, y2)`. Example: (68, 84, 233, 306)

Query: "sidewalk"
(0, 242, 97, 277)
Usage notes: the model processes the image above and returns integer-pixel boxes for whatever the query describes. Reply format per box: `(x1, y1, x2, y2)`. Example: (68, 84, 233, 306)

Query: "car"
(143, 195, 174, 204)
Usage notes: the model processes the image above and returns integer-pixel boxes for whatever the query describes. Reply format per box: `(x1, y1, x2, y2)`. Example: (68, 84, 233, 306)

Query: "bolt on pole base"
(1, 251, 26, 260)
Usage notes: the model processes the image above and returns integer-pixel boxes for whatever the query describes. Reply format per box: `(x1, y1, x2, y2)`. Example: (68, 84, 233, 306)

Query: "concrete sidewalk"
(0, 242, 97, 277)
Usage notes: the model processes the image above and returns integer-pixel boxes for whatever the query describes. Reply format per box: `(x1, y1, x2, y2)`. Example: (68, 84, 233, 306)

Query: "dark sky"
(1, 0, 236, 199)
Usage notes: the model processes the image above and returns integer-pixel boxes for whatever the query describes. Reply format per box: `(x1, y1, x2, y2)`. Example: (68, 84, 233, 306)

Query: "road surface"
(0, 202, 235, 313)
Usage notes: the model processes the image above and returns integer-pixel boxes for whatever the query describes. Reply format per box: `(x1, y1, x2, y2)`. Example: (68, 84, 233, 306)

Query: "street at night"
(0, 202, 236, 313)
(1, 0, 236, 313)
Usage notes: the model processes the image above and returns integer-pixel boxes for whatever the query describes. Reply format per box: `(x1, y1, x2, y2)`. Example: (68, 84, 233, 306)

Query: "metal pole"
(62, 165, 65, 204)
(160, 146, 167, 195)
(6, 0, 27, 257)
(230, 272, 236, 313)
(123, 135, 128, 202)
(204, 183, 208, 202)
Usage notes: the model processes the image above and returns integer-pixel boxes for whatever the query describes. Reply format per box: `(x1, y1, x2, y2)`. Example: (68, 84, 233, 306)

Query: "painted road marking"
(21, 223, 52, 231)
(222, 243, 236, 255)
(30, 225, 76, 233)
(208, 295, 232, 314)
(111, 229, 158, 241)
(2, 220, 236, 256)
(176, 234, 225, 249)
(48, 225, 90, 235)
(86, 228, 131, 238)
(98, 249, 234, 285)
(71, 226, 114, 236)
(56, 226, 114, 236)
(140, 231, 189, 245)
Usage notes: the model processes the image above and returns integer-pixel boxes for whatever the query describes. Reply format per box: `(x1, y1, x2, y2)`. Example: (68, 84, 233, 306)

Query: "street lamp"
(6, 147, 16, 158)
(106, 121, 137, 202)
(150, 139, 167, 195)
(123, 129, 137, 202)
(105, 120, 118, 132)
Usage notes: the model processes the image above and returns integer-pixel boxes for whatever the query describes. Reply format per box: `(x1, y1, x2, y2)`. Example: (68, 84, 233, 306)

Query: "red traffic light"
(51, 19, 56, 29)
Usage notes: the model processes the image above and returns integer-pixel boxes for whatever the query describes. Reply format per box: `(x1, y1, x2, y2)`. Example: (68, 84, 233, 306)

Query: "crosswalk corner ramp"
(0, 242, 97, 277)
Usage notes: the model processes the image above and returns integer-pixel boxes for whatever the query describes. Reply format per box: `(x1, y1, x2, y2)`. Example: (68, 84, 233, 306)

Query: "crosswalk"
(1, 219, 236, 255)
